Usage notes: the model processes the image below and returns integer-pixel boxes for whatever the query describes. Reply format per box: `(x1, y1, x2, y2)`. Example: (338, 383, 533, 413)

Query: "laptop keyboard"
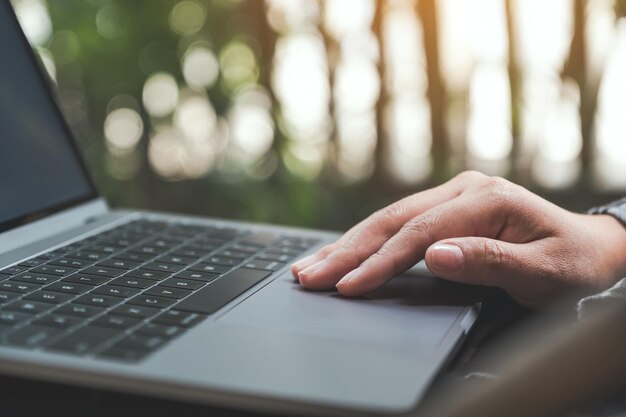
(0, 219, 319, 362)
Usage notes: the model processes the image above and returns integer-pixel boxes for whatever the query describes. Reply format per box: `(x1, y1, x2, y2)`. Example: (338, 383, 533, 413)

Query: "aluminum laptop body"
(0, 4, 479, 416)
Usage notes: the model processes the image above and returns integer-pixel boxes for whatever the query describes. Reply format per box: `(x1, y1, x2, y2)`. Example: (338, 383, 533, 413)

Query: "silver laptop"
(0, 3, 479, 416)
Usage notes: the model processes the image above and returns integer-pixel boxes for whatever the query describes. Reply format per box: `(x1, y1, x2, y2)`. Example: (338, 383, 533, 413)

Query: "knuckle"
(368, 206, 403, 235)
(404, 214, 437, 238)
(481, 240, 508, 273)
(481, 176, 516, 206)
(454, 170, 485, 183)
(318, 244, 336, 256)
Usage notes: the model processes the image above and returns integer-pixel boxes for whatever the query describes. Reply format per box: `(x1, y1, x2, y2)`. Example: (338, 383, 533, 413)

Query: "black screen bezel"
(0, 2, 100, 234)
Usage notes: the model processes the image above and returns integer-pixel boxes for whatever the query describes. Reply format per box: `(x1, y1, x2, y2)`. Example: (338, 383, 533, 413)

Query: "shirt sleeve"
(578, 198, 626, 318)
(587, 197, 626, 228)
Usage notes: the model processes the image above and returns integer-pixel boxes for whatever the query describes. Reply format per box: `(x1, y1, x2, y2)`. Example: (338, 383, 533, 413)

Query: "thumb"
(424, 237, 533, 289)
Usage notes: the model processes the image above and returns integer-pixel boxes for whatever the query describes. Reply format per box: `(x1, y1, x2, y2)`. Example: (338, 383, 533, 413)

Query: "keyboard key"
(18, 258, 47, 268)
(110, 304, 159, 319)
(116, 251, 155, 263)
(0, 291, 21, 305)
(189, 264, 231, 275)
(136, 323, 184, 339)
(49, 258, 93, 269)
(97, 346, 149, 362)
(205, 257, 238, 267)
(176, 268, 271, 315)
(74, 294, 122, 308)
(11, 272, 62, 285)
(99, 238, 137, 247)
(0, 281, 41, 294)
(45, 281, 91, 295)
(143, 286, 191, 299)
(82, 266, 125, 278)
(207, 228, 241, 239)
(97, 259, 141, 270)
(256, 253, 292, 263)
(0, 266, 28, 275)
(170, 248, 204, 258)
(38, 250, 65, 260)
(216, 250, 250, 260)
(129, 246, 163, 256)
(173, 270, 220, 282)
(124, 269, 170, 281)
(63, 274, 109, 286)
(91, 285, 140, 299)
(144, 238, 181, 248)
(90, 244, 124, 254)
(243, 260, 285, 272)
(184, 242, 220, 253)
(32, 314, 82, 330)
(142, 262, 183, 274)
(3, 325, 59, 348)
(155, 255, 196, 265)
(55, 303, 105, 319)
(127, 294, 176, 309)
(229, 243, 260, 254)
(4, 300, 54, 315)
(93, 315, 141, 330)
(276, 237, 317, 248)
(23, 291, 73, 305)
(114, 334, 165, 352)
(0, 311, 32, 327)
(46, 325, 121, 355)
(66, 251, 107, 262)
(109, 276, 154, 290)
(160, 278, 205, 291)
(239, 232, 278, 247)
(153, 310, 206, 328)
(31, 265, 78, 276)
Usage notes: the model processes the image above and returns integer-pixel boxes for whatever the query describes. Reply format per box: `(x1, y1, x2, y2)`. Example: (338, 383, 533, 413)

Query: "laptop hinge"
(0, 198, 109, 254)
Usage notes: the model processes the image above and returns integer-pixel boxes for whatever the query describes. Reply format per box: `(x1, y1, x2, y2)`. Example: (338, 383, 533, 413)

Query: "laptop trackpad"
(219, 273, 481, 349)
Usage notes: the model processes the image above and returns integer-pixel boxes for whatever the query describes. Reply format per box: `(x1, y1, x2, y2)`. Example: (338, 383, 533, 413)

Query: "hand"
(291, 171, 626, 308)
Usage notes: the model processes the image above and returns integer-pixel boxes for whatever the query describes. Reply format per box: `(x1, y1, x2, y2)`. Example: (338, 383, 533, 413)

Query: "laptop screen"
(0, 3, 97, 233)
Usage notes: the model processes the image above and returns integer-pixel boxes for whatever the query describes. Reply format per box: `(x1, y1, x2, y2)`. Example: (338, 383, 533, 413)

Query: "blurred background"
(10, 0, 626, 231)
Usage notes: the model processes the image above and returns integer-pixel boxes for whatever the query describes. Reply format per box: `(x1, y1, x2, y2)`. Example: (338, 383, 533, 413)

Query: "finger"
(291, 217, 373, 277)
(290, 245, 334, 280)
(334, 195, 508, 296)
(297, 174, 479, 289)
(424, 237, 558, 306)
(424, 237, 530, 287)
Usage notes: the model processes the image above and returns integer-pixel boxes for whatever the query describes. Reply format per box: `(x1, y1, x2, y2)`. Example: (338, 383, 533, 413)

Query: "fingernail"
(298, 259, 328, 279)
(336, 269, 359, 289)
(430, 244, 464, 271)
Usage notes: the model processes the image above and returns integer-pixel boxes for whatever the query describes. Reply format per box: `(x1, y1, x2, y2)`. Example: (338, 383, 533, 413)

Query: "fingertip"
(335, 269, 375, 297)
(335, 280, 359, 296)
(297, 260, 335, 290)
(290, 265, 300, 281)
(292, 252, 328, 283)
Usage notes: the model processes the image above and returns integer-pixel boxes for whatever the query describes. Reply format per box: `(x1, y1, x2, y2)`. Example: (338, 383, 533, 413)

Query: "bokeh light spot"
(170, 1, 206, 36)
(142, 72, 179, 118)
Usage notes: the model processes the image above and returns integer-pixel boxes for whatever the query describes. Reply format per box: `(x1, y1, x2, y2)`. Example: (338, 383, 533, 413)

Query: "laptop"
(0, 3, 479, 416)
